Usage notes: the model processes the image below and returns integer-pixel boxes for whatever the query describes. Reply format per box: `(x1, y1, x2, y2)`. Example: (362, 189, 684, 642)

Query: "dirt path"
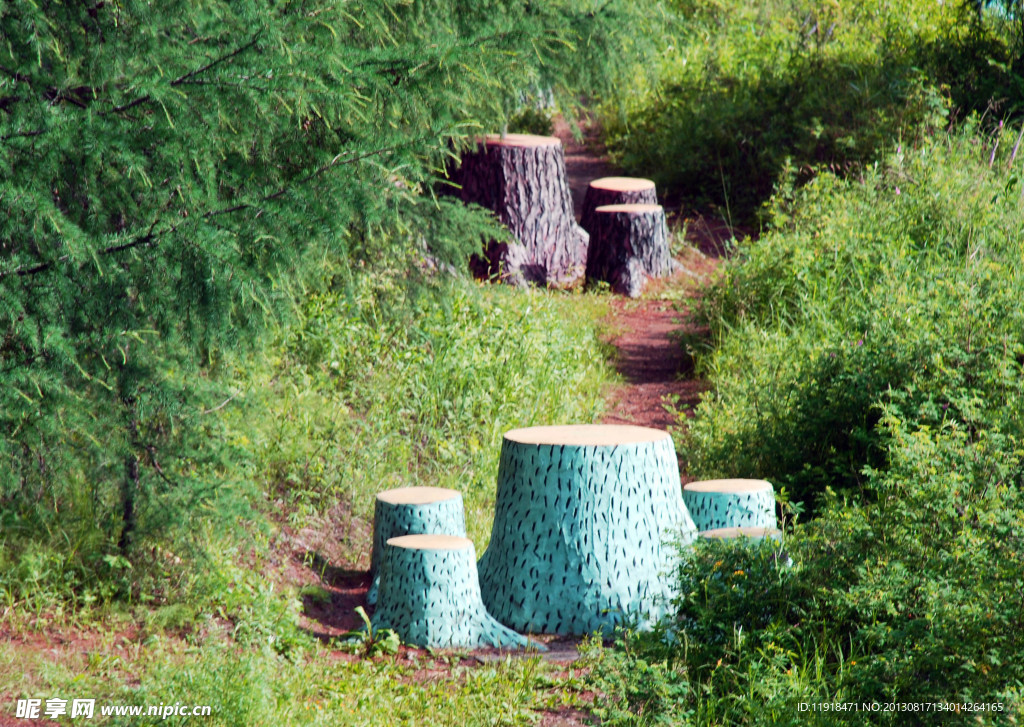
(553, 116, 723, 445)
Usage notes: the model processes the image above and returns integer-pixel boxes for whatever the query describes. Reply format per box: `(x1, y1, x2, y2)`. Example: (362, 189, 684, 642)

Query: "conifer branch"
(107, 34, 262, 116)
(0, 64, 31, 84)
(0, 219, 170, 280)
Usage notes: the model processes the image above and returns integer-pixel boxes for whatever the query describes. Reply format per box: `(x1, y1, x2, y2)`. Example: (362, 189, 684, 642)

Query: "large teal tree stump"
(372, 535, 543, 650)
(682, 479, 777, 532)
(478, 424, 697, 636)
(367, 487, 466, 606)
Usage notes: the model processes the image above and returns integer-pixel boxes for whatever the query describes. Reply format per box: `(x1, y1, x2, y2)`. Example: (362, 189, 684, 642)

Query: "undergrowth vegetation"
(246, 266, 613, 546)
(6, 0, 1024, 724)
(585, 70, 1024, 727)
(600, 0, 1022, 222)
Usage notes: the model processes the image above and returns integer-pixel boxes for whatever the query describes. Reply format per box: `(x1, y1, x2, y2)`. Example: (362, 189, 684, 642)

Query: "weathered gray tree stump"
(579, 177, 657, 236)
(372, 534, 544, 650)
(477, 424, 697, 636)
(366, 487, 466, 606)
(683, 479, 777, 532)
(449, 133, 588, 287)
(586, 203, 672, 298)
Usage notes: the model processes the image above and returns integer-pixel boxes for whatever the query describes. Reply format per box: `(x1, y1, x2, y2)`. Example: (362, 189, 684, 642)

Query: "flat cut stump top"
(387, 534, 473, 550)
(483, 133, 562, 148)
(700, 527, 781, 539)
(589, 177, 656, 192)
(594, 203, 663, 214)
(376, 486, 461, 505)
(684, 479, 773, 494)
(504, 423, 669, 446)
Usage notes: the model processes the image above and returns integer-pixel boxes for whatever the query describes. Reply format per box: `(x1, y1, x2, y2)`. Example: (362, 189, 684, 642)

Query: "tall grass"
(238, 270, 614, 546)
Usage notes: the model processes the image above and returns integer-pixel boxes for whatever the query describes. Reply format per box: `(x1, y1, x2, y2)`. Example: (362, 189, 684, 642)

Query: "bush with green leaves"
(583, 127, 1024, 724)
(598, 0, 1023, 221)
(688, 125, 1024, 510)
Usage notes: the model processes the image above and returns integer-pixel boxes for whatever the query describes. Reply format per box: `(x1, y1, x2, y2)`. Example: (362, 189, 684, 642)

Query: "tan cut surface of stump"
(594, 203, 662, 214)
(376, 486, 461, 505)
(700, 527, 782, 539)
(387, 534, 473, 550)
(483, 133, 562, 148)
(589, 177, 656, 192)
(684, 479, 774, 494)
(503, 423, 670, 446)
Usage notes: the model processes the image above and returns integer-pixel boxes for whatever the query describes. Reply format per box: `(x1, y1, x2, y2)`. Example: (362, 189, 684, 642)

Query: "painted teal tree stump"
(366, 487, 466, 606)
(478, 424, 697, 636)
(682, 479, 777, 532)
(372, 535, 544, 650)
(699, 526, 782, 543)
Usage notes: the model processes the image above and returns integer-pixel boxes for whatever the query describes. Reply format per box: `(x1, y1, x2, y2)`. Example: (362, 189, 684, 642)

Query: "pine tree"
(0, 0, 655, 588)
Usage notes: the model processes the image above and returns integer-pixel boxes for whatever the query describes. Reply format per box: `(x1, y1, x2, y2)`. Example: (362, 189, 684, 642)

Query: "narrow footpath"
(554, 116, 724, 447)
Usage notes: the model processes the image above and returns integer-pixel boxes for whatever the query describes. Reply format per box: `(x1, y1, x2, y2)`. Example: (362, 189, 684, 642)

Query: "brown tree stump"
(579, 177, 657, 236)
(586, 203, 672, 298)
(449, 133, 588, 287)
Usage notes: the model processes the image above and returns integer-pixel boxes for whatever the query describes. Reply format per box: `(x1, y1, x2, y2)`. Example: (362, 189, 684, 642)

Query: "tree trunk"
(450, 133, 588, 287)
(372, 534, 544, 650)
(366, 487, 466, 606)
(586, 203, 672, 298)
(682, 479, 778, 532)
(579, 177, 657, 236)
(477, 425, 697, 636)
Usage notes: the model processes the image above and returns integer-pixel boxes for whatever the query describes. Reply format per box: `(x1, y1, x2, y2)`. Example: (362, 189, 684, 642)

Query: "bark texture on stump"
(579, 177, 657, 236)
(586, 203, 672, 298)
(451, 133, 588, 287)
(366, 487, 466, 606)
(683, 479, 777, 532)
(372, 534, 544, 650)
(477, 424, 697, 636)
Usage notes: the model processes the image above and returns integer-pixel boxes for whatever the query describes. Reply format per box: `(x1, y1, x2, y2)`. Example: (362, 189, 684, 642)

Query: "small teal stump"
(372, 534, 543, 650)
(478, 424, 697, 636)
(699, 526, 783, 543)
(683, 479, 777, 532)
(366, 487, 466, 606)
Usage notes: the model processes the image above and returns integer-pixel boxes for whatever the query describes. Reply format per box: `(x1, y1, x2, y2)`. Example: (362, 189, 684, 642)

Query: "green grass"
(235, 272, 616, 548)
(2, 267, 616, 724)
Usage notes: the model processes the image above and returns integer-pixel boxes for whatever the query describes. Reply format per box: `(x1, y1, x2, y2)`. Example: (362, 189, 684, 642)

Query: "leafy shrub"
(598, 0, 1022, 220)
(586, 127, 1024, 725)
(687, 125, 1024, 510)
